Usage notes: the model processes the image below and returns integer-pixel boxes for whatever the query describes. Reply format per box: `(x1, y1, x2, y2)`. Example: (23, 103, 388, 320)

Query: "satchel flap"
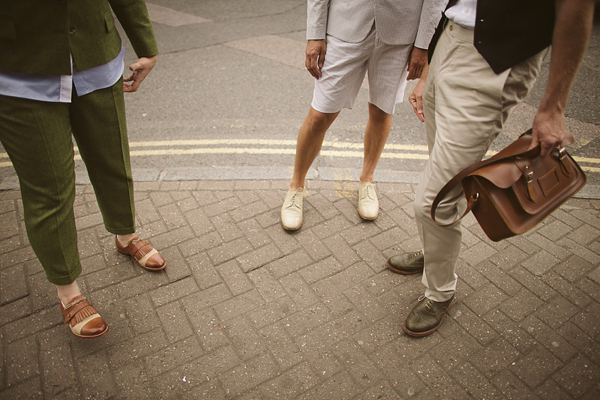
(473, 149, 586, 216)
(469, 160, 523, 189)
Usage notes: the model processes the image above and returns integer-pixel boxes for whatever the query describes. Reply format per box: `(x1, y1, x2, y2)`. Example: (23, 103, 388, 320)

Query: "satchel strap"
(431, 131, 544, 227)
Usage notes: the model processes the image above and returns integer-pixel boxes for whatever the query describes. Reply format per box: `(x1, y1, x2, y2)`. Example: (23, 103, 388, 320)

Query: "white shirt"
(445, 0, 477, 29)
(0, 46, 125, 103)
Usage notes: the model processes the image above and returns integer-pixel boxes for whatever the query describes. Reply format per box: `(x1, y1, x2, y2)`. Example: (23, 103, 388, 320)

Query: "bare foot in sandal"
(116, 235, 166, 271)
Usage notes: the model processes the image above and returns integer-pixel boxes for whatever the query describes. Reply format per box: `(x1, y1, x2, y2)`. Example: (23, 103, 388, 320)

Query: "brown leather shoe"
(60, 295, 109, 339)
(403, 294, 455, 337)
(386, 250, 424, 275)
(116, 236, 166, 271)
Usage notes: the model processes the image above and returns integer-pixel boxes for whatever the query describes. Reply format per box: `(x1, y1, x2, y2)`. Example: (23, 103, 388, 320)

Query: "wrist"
(537, 97, 566, 116)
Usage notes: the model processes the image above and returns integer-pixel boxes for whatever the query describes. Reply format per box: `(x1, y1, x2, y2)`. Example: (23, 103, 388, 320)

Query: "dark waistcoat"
(428, 0, 555, 74)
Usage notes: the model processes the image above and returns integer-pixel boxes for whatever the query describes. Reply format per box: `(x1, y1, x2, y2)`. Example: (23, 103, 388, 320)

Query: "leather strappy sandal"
(60, 295, 109, 339)
(116, 236, 166, 271)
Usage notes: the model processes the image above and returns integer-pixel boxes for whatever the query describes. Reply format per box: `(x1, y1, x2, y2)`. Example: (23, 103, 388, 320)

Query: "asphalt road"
(1, 0, 599, 195)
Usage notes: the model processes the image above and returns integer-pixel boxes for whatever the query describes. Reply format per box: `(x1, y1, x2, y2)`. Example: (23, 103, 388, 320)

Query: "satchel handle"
(430, 131, 551, 227)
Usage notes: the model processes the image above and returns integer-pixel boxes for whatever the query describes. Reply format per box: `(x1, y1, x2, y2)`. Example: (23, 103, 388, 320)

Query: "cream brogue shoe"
(281, 188, 304, 231)
(357, 182, 379, 220)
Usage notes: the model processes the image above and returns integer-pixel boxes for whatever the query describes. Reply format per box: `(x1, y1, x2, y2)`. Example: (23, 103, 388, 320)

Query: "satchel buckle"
(524, 166, 534, 184)
(558, 146, 567, 160)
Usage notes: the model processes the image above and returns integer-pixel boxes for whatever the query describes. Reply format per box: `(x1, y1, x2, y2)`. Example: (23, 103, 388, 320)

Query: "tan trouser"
(416, 22, 546, 302)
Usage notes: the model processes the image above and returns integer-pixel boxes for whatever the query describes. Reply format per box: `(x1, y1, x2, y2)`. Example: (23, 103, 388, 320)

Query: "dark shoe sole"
(402, 298, 455, 338)
(385, 261, 424, 276)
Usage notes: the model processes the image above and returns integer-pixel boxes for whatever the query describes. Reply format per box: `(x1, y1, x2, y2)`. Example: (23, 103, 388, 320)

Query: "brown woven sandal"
(116, 236, 166, 271)
(60, 295, 109, 339)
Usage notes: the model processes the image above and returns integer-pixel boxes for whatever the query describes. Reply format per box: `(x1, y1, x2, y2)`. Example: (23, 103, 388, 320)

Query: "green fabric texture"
(0, 0, 158, 75)
(0, 80, 136, 285)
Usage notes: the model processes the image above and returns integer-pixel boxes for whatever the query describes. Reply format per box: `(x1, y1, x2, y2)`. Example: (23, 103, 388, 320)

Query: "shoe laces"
(408, 250, 423, 261)
(417, 295, 433, 311)
(361, 183, 375, 200)
(287, 190, 302, 210)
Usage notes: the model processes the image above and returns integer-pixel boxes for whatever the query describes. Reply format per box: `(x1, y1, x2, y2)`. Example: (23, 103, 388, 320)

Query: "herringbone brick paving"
(0, 180, 599, 399)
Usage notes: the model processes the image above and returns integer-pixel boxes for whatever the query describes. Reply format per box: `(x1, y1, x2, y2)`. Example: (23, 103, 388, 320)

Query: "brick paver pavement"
(1, 180, 599, 399)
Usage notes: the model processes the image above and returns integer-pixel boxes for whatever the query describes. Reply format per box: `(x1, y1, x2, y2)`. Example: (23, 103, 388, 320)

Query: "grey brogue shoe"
(403, 294, 455, 337)
(385, 250, 424, 275)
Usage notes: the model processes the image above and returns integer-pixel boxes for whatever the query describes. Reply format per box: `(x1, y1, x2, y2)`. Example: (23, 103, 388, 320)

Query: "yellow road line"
(2, 141, 600, 171)
(124, 139, 429, 152)
(583, 166, 600, 173)
(574, 156, 600, 164)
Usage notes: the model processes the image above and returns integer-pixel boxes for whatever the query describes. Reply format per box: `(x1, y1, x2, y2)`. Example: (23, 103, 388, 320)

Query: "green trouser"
(0, 79, 136, 285)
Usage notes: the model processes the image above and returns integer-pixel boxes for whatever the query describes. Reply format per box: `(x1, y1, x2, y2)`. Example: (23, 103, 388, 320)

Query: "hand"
(408, 83, 425, 122)
(305, 40, 326, 79)
(529, 109, 574, 157)
(408, 64, 428, 122)
(123, 55, 158, 93)
(407, 47, 427, 81)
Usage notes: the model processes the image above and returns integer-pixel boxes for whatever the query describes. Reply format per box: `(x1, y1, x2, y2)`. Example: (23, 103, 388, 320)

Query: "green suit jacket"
(0, 0, 158, 75)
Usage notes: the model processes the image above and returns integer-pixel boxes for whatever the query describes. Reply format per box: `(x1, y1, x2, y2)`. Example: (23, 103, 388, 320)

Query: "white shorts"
(311, 26, 412, 115)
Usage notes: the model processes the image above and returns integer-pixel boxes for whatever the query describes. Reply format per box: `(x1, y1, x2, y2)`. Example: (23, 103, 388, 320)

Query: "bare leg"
(56, 280, 82, 305)
(290, 107, 340, 189)
(116, 233, 136, 248)
(360, 103, 393, 183)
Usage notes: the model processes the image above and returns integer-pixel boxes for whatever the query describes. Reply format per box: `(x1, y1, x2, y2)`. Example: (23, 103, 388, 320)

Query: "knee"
(416, 192, 463, 228)
(414, 194, 432, 224)
(368, 104, 392, 125)
(307, 108, 336, 130)
(414, 189, 450, 224)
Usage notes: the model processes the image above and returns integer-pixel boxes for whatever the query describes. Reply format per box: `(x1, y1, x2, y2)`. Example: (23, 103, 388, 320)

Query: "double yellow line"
(1, 139, 600, 172)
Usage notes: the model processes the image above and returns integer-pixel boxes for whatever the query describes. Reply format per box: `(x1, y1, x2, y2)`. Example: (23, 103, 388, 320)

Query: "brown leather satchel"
(431, 130, 587, 242)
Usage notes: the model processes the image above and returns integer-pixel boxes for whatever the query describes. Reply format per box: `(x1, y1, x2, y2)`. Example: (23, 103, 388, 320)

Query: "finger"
(309, 52, 321, 79)
(539, 142, 553, 157)
(527, 134, 539, 151)
(307, 64, 319, 79)
(407, 66, 416, 81)
(129, 62, 142, 72)
(122, 82, 135, 92)
(305, 53, 316, 78)
(317, 50, 326, 75)
(129, 79, 141, 92)
(415, 97, 425, 122)
(406, 64, 415, 81)
(308, 56, 320, 79)
(414, 67, 423, 80)
(407, 63, 422, 81)
(122, 76, 142, 93)
(315, 57, 323, 78)
(562, 132, 575, 146)
(409, 95, 425, 122)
